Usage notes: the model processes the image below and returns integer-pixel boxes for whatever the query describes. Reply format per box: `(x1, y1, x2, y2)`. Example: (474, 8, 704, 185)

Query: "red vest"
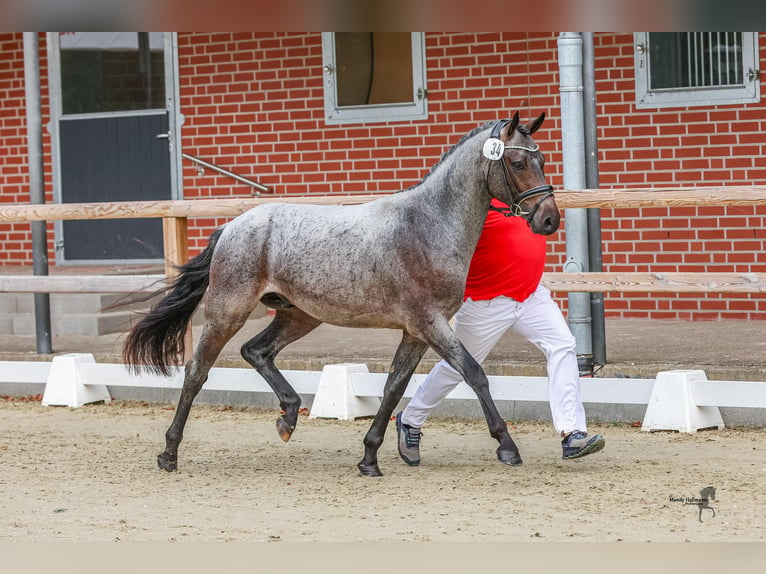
(464, 199, 547, 302)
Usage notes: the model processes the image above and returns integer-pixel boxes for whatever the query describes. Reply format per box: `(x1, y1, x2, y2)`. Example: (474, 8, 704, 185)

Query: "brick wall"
(1, 32, 765, 319)
(591, 33, 766, 320)
(0, 34, 54, 264)
(0, 35, 40, 263)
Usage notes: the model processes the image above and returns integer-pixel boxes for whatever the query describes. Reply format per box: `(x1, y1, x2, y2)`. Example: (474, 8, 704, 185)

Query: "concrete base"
(41, 353, 112, 407)
(309, 363, 381, 420)
(641, 370, 725, 433)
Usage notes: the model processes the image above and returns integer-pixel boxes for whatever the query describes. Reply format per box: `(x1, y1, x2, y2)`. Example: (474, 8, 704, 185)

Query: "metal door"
(47, 32, 182, 264)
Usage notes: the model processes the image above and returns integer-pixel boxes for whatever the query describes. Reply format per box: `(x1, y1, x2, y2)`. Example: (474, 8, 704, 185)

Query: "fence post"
(163, 216, 193, 363)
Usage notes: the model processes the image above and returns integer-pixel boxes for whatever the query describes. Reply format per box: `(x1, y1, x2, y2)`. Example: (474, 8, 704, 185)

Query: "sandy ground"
(1, 397, 764, 543)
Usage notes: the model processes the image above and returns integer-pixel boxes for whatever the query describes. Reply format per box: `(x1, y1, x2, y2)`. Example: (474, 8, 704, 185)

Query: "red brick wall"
(175, 31, 766, 320)
(591, 33, 766, 320)
(0, 35, 43, 262)
(1, 32, 765, 320)
(0, 33, 54, 263)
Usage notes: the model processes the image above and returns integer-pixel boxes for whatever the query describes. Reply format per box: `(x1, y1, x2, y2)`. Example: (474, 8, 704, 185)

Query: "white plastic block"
(309, 363, 380, 420)
(41, 353, 111, 407)
(641, 369, 724, 433)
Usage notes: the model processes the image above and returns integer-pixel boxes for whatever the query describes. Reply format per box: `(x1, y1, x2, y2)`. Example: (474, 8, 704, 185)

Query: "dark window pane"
(60, 32, 165, 114)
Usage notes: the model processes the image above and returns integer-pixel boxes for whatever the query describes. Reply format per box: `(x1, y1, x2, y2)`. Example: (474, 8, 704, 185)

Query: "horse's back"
(223, 198, 409, 260)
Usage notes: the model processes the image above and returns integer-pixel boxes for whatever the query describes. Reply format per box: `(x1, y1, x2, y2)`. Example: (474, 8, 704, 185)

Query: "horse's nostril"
(544, 217, 559, 234)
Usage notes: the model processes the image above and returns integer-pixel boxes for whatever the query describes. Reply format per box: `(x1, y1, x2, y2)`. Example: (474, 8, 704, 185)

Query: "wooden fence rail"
(1, 185, 765, 294)
(0, 274, 165, 293)
(1, 185, 765, 223)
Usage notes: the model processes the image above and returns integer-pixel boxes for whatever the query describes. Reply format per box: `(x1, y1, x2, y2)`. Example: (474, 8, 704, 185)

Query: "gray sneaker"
(562, 430, 605, 459)
(396, 411, 422, 466)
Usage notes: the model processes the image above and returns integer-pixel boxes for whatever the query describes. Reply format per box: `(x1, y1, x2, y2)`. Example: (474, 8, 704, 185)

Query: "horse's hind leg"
(358, 331, 429, 477)
(158, 314, 249, 472)
(240, 308, 322, 442)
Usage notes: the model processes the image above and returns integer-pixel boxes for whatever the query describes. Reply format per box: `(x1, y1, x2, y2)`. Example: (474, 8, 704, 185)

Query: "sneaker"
(396, 411, 422, 466)
(561, 430, 605, 460)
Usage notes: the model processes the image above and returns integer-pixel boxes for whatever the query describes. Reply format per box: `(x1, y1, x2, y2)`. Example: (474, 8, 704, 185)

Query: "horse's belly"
(325, 313, 404, 330)
(299, 301, 404, 330)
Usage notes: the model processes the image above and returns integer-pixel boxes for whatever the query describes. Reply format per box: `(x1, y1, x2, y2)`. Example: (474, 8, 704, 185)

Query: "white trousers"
(402, 284, 586, 435)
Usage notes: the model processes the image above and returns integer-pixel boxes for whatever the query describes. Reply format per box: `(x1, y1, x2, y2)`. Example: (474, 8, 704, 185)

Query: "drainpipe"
(23, 32, 52, 354)
(558, 32, 593, 375)
(582, 32, 607, 368)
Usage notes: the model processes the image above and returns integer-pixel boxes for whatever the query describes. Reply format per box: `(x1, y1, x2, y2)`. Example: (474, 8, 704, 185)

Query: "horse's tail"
(123, 228, 224, 376)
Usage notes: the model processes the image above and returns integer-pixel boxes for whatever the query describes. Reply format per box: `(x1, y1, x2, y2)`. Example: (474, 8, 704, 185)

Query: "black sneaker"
(396, 411, 422, 466)
(561, 430, 605, 460)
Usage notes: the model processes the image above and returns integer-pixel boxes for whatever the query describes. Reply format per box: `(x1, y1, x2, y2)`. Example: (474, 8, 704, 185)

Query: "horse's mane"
(399, 119, 532, 193)
(398, 121, 494, 193)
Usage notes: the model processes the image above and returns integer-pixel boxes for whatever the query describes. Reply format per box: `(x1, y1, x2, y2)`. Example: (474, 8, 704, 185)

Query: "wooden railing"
(1, 185, 765, 295)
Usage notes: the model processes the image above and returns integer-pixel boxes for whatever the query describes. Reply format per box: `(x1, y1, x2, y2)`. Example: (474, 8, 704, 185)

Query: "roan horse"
(123, 111, 560, 477)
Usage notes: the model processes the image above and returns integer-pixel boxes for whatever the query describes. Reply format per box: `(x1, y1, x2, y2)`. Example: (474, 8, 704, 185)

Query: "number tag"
(482, 138, 505, 160)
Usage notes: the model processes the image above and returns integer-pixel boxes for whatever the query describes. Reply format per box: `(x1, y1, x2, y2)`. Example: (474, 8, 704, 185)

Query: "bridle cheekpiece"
(483, 120, 554, 222)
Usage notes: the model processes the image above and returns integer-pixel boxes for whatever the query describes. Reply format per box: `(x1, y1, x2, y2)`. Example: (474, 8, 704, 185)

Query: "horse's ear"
(506, 111, 520, 137)
(528, 112, 546, 135)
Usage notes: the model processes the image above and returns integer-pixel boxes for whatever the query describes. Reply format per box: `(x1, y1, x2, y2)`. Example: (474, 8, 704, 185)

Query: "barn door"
(47, 32, 182, 264)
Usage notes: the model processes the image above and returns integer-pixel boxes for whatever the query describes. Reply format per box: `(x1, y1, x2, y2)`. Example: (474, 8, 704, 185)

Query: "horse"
(122, 111, 560, 477)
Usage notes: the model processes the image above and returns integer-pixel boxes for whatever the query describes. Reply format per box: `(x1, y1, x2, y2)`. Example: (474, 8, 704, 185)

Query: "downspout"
(582, 32, 607, 368)
(557, 32, 593, 375)
(23, 32, 52, 354)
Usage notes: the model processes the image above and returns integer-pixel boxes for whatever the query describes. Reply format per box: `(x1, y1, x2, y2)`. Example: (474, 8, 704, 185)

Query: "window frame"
(634, 32, 760, 108)
(321, 32, 428, 124)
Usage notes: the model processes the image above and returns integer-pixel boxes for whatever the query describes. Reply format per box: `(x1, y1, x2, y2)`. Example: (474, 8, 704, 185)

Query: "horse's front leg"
(358, 332, 429, 477)
(424, 322, 522, 466)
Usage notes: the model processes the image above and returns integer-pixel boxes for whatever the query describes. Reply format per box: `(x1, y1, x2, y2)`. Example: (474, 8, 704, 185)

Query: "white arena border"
(2, 353, 766, 433)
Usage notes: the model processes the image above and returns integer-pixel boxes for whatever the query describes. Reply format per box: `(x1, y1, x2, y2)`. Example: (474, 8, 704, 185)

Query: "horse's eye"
(511, 161, 525, 171)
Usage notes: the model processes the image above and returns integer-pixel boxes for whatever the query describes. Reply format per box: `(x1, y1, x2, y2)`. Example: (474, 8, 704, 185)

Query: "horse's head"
(484, 112, 560, 235)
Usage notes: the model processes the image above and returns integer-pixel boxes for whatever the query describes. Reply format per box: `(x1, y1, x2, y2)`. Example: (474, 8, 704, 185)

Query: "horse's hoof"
(357, 461, 383, 477)
(497, 449, 523, 466)
(157, 452, 178, 472)
(276, 417, 294, 442)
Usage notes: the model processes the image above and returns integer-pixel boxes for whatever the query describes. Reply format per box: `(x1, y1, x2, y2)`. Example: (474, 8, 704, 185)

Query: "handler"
(396, 198, 605, 465)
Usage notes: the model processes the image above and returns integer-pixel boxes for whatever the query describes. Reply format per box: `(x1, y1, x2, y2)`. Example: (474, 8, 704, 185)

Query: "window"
(322, 32, 427, 124)
(634, 32, 760, 108)
(59, 32, 166, 115)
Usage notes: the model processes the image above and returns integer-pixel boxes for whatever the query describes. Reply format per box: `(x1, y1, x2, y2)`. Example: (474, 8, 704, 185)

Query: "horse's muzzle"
(526, 190, 560, 235)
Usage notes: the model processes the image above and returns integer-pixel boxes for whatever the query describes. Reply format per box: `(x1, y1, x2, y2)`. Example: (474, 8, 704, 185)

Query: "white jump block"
(41, 353, 111, 408)
(641, 369, 724, 433)
(309, 363, 380, 420)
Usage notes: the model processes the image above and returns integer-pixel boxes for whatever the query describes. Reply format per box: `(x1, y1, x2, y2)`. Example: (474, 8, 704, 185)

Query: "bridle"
(483, 119, 555, 223)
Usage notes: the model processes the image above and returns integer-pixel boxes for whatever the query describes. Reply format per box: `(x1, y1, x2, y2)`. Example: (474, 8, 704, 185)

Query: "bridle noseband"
(484, 119, 555, 223)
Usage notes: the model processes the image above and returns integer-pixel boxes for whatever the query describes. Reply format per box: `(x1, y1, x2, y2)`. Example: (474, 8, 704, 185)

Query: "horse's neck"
(414, 143, 492, 246)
